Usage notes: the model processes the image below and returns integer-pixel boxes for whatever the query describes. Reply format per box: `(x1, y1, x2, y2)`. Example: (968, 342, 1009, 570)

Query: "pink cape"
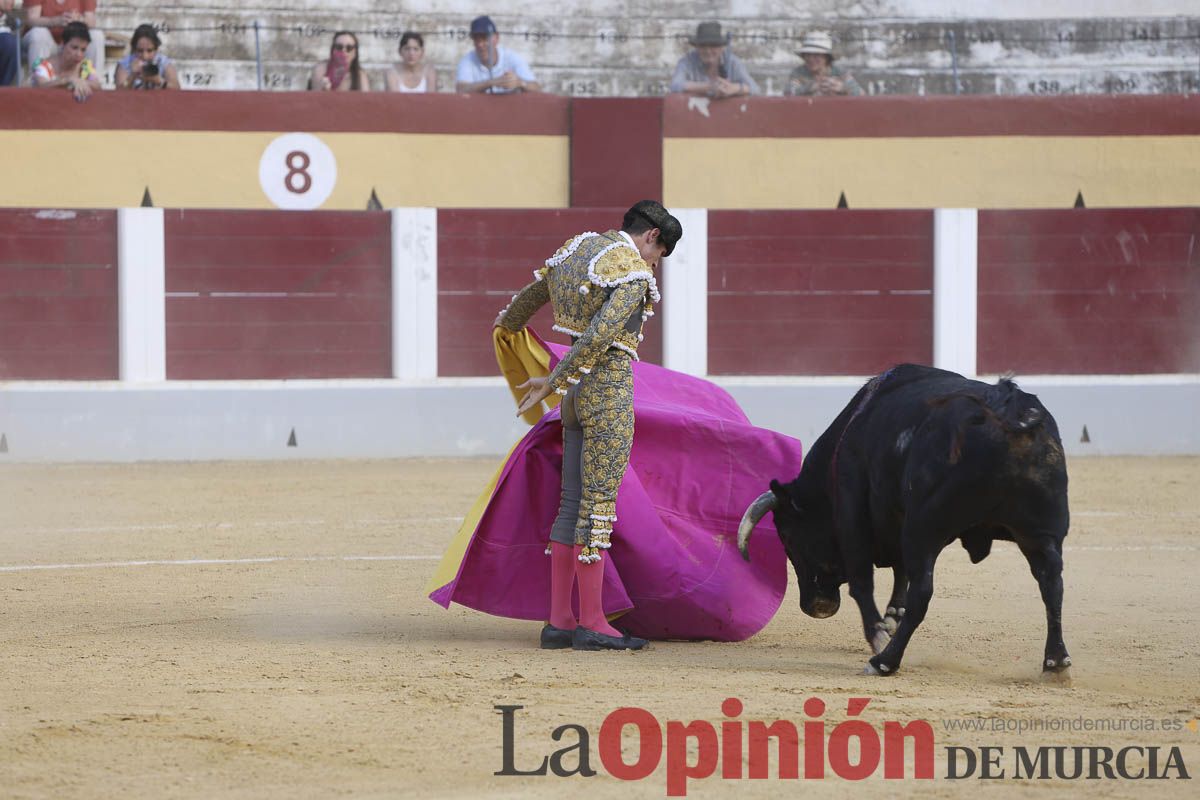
(428, 339, 803, 641)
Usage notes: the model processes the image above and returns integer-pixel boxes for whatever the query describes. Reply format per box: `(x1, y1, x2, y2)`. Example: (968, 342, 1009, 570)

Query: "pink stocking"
(575, 545, 622, 637)
(549, 542, 577, 630)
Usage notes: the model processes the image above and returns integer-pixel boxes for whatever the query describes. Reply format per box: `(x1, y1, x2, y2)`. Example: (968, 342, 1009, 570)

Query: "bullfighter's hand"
(515, 377, 551, 417)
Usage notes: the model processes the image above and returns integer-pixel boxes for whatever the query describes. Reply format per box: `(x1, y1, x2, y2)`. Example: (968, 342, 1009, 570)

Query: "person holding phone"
(115, 24, 179, 90)
(309, 30, 370, 92)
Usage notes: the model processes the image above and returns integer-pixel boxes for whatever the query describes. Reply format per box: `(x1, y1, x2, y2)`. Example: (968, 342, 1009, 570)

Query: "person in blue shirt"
(455, 15, 541, 94)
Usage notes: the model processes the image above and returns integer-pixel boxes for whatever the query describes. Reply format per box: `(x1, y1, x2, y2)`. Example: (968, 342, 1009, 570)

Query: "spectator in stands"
(386, 31, 437, 93)
(455, 15, 540, 94)
(786, 31, 863, 97)
(22, 0, 105, 81)
(0, 0, 19, 86)
(309, 30, 370, 91)
(669, 21, 758, 99)
(30, 20, 99, 101)
(114, 24, 178, 90)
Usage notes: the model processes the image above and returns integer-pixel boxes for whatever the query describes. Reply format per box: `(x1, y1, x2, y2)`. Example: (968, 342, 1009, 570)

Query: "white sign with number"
(259, 133, 337, 210)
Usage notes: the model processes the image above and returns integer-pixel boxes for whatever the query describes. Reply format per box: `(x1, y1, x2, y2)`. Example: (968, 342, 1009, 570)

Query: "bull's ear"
(770, 479, 804, 514)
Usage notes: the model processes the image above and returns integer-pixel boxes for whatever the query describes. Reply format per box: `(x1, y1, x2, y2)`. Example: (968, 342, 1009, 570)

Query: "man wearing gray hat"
(669, 21, 758, 99)
(786, 31, 863, 96)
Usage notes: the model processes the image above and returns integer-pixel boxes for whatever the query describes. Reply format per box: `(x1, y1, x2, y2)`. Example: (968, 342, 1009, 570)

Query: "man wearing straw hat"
(669, 20, 758, 98)
(786, 30, 864, 96)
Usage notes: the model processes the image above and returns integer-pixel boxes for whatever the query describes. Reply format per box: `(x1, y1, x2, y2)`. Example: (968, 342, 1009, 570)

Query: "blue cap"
(469, 16, 497, 36)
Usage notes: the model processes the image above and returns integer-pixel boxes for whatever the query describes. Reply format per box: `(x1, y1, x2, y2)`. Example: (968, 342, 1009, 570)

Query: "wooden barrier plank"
(438, 209, 664, 376)
(164, 209, 392, 379)
(978, 209, 1200, 374)
(0, 208, 118, 379)
(708, 210, 934, 375)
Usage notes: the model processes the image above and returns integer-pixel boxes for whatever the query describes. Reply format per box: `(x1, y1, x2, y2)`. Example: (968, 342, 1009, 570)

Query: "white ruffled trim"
(566, 376, 580, 385)
(583, 244, 667, 303)
(586, 235, 662, 304)
(554, 387, 568, 395)
(579, 285, 590, 294)
(545, 232, 599, 269)
(578, 366, 591, 374)
(553, 324, 640, 361)
(552, 323, 585, 338)
(589, 513, 618, 522)
(611, 340, 640, 360)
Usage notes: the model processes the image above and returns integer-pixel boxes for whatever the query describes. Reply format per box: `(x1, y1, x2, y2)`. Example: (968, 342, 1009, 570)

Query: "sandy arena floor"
(0, 456, 1197, 798)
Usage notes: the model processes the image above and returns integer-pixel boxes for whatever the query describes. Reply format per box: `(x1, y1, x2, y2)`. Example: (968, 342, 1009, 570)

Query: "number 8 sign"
(259, 133, 338, 209)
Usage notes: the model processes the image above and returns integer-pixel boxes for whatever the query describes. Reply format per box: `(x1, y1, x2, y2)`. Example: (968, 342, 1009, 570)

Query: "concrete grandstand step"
(97, 2, 1200, 94)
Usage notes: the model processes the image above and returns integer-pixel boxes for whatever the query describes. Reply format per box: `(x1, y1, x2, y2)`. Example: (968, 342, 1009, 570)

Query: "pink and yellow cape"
(426, 329, 802, 641)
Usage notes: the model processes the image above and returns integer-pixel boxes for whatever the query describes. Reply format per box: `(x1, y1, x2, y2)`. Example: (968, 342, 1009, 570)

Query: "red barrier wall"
(437, 209, 664, 376)
(164, 210, 392, 379)
(570, 99, 662, 207)
(978, 208, 1200, 374)
(0, 209, 119, 379)
(708, 211, 934, 375)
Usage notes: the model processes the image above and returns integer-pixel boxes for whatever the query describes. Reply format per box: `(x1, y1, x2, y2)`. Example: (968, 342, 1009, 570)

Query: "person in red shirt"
(22, 0, 105, 82)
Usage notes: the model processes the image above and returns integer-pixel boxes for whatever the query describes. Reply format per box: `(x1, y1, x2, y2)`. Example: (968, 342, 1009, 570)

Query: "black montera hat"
(627, 200, 683, 257)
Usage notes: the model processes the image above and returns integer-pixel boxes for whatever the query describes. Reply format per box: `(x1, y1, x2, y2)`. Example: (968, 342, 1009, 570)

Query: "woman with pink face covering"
(386, 31, 438, 93)
(30, 20, 100, 102)
(309, 30, 371, 91)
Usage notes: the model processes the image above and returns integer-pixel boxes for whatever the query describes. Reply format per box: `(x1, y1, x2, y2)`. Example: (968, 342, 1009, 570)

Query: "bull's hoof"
(1042, 655, 1073, 678)
(864, 656, 898, 676)
(870, 626, 891, 655)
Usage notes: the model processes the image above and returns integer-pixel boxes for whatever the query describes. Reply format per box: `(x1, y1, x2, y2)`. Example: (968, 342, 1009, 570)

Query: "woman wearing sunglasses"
(309, 30, 370, 91)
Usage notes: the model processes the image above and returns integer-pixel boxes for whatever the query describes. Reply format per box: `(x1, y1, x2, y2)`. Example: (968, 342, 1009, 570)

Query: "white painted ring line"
(7, 510, 1191, 538)
(9, 517, 467, 536)
(0, 554, 443, 573)
(0, 543, 1196, 575)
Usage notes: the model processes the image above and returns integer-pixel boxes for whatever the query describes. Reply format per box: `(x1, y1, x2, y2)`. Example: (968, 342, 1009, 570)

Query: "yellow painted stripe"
(665, 136, 1200, 209)
(1, 131, 568, 209)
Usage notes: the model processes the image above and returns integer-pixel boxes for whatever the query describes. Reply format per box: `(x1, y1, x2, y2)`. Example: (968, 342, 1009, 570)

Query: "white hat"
(797, 31, 835, 57)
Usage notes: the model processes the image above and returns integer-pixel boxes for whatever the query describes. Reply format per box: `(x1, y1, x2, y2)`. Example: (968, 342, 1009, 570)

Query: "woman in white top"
(386, 31, 438, 93)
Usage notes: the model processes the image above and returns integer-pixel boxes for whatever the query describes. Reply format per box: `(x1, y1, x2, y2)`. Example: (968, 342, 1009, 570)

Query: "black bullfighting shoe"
(539, 623, 575, 649)
(571, 626, 648, 651)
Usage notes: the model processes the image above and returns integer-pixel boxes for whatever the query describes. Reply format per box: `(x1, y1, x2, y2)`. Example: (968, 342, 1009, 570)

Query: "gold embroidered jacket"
(497, 230, 659, 394)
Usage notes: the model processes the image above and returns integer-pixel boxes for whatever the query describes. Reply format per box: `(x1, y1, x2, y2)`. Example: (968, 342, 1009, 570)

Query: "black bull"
(738, 364, 1071, 676)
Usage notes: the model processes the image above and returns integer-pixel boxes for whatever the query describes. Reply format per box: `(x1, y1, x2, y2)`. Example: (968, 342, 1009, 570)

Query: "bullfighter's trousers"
(548, 349, 635, 563)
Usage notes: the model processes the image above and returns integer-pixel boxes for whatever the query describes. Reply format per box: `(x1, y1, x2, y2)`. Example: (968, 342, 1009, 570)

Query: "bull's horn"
(737, 491, 777, 561)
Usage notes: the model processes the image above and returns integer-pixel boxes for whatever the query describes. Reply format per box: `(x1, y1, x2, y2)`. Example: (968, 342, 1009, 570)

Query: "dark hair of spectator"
(130, 24, 162, 52)
(62, 21, 91, 45)
(400, 32, 424, 50)
(331, 30, 363, 91)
